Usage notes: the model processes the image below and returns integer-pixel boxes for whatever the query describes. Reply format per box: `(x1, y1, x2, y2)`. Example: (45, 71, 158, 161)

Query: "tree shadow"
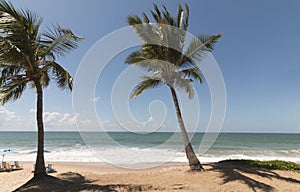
(13, 172, 161, 192)
(208, 161, 300, 192)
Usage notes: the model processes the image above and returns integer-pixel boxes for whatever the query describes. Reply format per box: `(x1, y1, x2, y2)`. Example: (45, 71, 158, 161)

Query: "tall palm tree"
(126, 4, 221, 171)
(0, 0, 83, 177)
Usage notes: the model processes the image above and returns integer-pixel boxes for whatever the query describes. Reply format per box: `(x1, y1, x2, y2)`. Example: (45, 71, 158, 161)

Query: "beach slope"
(1, 162, 300, 192)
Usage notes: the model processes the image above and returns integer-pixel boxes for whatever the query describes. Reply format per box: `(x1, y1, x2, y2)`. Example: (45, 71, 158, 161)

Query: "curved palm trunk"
(34, 81, 47, 177)
(170, 87, 204, 171)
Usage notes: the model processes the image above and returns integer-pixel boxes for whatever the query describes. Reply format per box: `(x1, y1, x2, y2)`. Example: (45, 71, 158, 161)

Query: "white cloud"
(90, 96, 101, 103)
(59, 113, 77, 125)
(60, 113, 71, 122)
(29, 108, 37, 113)
(28, 109, 78, 130)
(30, 109, 77, 125)
(75, 118, 121, 131)
(0, 106, 16, 120)
(0, 106, 80, 131)
(44, 112, 61, 124)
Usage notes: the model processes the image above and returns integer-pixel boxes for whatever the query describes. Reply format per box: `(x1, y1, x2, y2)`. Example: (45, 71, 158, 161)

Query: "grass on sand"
(219, 159, 300, 172)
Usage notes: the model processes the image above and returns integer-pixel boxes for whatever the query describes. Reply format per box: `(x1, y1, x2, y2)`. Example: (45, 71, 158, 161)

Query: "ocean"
(0, 132, 299, 168)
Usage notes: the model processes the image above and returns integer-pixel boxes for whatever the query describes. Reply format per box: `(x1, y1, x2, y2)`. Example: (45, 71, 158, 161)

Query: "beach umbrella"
(0, 149, 17, 163)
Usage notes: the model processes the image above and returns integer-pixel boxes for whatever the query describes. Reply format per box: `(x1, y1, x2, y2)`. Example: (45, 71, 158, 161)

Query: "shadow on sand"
(13, 172, 158, 192)
(209, 161, 300, 192)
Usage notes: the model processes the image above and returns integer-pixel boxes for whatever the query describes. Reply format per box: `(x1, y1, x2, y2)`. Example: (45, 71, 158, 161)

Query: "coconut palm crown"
(126, 4, 222, 171)
(0, 0, 83, 177)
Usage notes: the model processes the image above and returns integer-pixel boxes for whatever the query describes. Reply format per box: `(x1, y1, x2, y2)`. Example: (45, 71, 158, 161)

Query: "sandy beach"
(0, 161, 299, 192)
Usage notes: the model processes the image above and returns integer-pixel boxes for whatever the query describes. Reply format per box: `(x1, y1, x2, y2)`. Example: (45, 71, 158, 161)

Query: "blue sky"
(0, 0, 300, 133)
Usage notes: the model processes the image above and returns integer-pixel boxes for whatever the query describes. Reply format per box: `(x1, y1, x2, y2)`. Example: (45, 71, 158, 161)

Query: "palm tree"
(0, 0, 83, 177)
(126, 4, 221, 171)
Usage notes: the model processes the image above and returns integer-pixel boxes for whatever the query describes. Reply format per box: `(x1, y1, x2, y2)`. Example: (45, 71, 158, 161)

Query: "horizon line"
(0, 130, 299, 134)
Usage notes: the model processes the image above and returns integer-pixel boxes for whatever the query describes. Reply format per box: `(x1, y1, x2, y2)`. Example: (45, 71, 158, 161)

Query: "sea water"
(0, 132, 299, 165)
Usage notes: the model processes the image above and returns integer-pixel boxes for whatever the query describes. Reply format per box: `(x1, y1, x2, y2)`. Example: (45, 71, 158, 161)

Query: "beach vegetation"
(220, 159, 300, 172)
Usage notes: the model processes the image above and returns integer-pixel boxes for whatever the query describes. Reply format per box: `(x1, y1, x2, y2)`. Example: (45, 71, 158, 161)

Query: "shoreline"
(18, 161, 189, 170)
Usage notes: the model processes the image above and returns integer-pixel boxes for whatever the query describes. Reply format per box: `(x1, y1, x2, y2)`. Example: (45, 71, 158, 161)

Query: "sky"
(0, 0, 300, 133)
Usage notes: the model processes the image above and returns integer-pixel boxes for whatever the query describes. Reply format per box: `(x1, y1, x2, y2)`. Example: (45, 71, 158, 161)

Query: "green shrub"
(219, 159, 300, 172)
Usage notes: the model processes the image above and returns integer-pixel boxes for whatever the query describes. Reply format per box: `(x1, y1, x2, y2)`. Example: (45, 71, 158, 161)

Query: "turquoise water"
(0, 132, 299, 164)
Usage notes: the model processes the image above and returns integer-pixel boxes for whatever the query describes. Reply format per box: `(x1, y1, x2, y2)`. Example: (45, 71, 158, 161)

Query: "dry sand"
(1, 161, 300, 192)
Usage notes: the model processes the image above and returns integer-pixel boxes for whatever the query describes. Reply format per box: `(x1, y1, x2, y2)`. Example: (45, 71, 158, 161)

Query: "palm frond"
(198, 34, 222, 52)
(0, 75, 28, 104)
(125, 51, 146, 64)
(185, 81, 195, 99)
(184, 37, 207, 61)
(0, 38, 27, 66)
(142, 12, 150, 23)
(181, 34, 222, 68)
(45, 61, 73, 90)
(0, 2, 43, 69)
(174, 78, 195, 99)
(130, 77, 163, 100)
(0, 1, 82, 106)
(151, 4, 162, 23)
(39, 25, 83, 58)
(0, 73, 26, 85)
(0, 0, 21, 23)
(183, 3, 189, 30)
(40, 70, 50, 88)
(0, 64, 23, 81)
(142, 44, 162, 59)
(127, 18, 161, 46)
(126, 3, 221, 102)
(181, 66, 203, 84)
(128, 4, 188, 52)
(177, 4, 184, 29)
(127, 15, 143, 26)
(125, 50, 160, 72)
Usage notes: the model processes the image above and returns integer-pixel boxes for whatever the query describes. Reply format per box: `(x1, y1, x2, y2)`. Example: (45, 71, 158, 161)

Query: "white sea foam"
(3, 146, 300, 167)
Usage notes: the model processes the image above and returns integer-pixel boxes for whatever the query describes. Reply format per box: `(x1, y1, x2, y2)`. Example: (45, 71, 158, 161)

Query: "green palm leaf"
(125, 51, 147, 64)
(43, 61, 73, 90)
(180, 34, 222, 69)
(0, 76, 28, 103)
(39, 25, 83, 58)
(126, 4, 215, 98)
(181, 66, 203, 84)
(130, 77, 163, 100)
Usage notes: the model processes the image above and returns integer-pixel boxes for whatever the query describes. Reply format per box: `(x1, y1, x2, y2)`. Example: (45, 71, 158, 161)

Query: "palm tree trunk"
(170, 87, 204, 171)
(34, 81, 47, 177)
